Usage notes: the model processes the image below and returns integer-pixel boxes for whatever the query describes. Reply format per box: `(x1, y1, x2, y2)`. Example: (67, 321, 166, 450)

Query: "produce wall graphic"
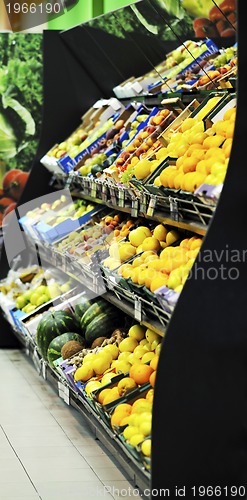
(0, 33, 43, 226)
(88, 0, 237, 41)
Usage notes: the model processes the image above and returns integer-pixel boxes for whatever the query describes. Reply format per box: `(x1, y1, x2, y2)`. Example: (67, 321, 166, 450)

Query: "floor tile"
(93, 467, 127, 481)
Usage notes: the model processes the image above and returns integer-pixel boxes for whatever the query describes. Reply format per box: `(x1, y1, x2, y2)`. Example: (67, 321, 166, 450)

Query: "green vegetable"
(0, 111, 17, 159)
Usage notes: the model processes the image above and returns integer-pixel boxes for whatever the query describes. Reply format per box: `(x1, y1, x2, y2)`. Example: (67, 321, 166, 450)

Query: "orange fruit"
(150, 370, 156, 387)
(130, 364, 154, 385)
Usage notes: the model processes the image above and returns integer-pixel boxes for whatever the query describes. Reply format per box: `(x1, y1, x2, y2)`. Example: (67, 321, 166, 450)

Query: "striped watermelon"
(80, 299, 113, 331)
(85, 310, 120, 346)
(36, 311, 78, 360)
(74, 299, 94, 322)
(47, 332, 85, 367)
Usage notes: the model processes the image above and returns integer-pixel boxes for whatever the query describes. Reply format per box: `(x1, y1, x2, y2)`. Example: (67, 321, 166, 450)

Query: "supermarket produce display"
(1, 0, 246, 497)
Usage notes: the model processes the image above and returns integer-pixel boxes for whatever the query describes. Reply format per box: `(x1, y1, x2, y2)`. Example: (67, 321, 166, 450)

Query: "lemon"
(103, 344, 119, 360)
(141, 438, 151, 457)
(129, 434, 145, 447)
(85, 380, 102, 396)
(145, 329, 160, 344)
(92, 357, 111, 376)
(74, 365, 94, 383)
(128, 324, 146, 341)
(139, 420, 152, 437)
(119, 337, 138, 353)
(123, 425, 139, 441)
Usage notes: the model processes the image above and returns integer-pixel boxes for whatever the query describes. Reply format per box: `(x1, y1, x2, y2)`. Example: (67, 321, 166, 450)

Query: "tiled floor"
(0, 349, 144, 500)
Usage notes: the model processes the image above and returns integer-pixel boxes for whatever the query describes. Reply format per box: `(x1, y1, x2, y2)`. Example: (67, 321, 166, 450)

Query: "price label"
(58, 381, 70, 405)
(131, 199, 139, 218)
(91, 183, 97, 198)
(110, 188, 117, 207)
(32, 347, 42, 375)
(134, 298, 142, 322)
(102, 184, 108, 202)
(41, 360, 47, 380)
(65, 175, 73, 190)
(139, 194, 147, 214)
(118, 190, 125, 208)
(147, 196, 156, 217)
(25, 339, 30, 357)
(169, 198, 178, 216)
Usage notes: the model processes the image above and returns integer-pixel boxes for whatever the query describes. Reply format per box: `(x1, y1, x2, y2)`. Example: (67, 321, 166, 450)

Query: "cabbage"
(0, 112, 17, 160)
(181, 0, 213, 18)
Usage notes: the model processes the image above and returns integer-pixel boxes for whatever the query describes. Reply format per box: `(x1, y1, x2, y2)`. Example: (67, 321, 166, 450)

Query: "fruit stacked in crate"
(102, 222, 203, 296)
(153, 97, 236, 193)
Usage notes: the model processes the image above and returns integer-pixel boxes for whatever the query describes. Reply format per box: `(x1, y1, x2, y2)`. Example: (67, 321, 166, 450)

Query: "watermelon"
(47, 332, 85, 367)
(74, 299, 94, 322)
(85, 310, 120, 346)
(36, 310, 78, 360)
(80, 299, 113, 331)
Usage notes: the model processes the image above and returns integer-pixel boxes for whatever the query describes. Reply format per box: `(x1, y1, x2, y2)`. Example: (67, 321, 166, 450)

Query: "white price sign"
(58, 381, 70, 405)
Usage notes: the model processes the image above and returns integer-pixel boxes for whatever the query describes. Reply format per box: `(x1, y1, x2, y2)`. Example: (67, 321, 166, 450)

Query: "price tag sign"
(58, 381, 70, 406)
(102, 184, 108, 202)
(147, 196, 156, 217)
(25, 338, 30, 357)
(41, 360, 47, 380)
(110, 188, 117, 207)
(131, 198, 139, 218)
(90, 182, 97, 198)
(65, 175, 73, 190)
(118, 190, 125, 208)
(139, 194, 147, 214)
(134, 298, 142, 322)
(169, 198, 178, 217)
(32, 347, 42, 375)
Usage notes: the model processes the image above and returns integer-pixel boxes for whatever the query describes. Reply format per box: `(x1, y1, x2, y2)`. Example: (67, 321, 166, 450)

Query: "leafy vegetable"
(0, 112, 17, 160)
(0, 33, 43, 171)
(2, 91, 35, 136)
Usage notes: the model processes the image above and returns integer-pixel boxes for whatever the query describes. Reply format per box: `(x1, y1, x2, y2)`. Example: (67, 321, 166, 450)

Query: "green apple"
(24, 304, 37, 314)
(36, 294, 49, 306)
(16, 296, 27, 310)
(30, 292, 40, 305)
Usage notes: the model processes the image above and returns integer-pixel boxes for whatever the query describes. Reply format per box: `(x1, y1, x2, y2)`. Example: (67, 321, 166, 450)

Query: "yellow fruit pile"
(110, 390, 154, 450)
(74, 325, 162, 392)
(155, 106, 236, 192)
(119, 235, 202, 293)
(103, 223, 180, 271)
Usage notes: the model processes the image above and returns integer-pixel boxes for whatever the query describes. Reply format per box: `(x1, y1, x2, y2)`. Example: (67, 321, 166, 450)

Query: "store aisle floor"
(0, 349, 143, 500)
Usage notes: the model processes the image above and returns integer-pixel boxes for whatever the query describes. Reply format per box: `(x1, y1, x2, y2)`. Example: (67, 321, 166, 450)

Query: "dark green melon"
(36, 310, 78, 360)
(80, 299, 113, 331)
(47, 332, 85, 367)
(74, 299, 94, 322)
(85, 310, 120, 346)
